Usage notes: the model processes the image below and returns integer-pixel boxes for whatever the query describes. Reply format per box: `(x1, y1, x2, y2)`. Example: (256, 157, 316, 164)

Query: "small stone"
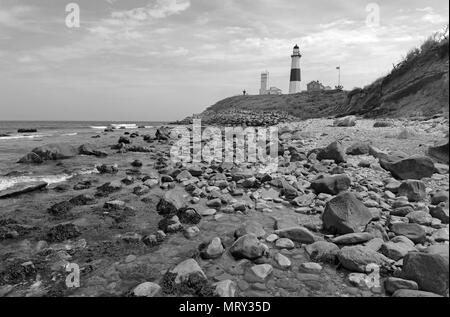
(214, 280, 237, 297)
(384, 277, 418, 294)
(266, 234, 279, 243)
(170, 258, 207, 284)
(246, 264, 273, 283)
(132, 282, 161, 297)
(299, 262, 323, 274)
(275, 238, 295, 249)
(183, 226, 200, 239)
(274, 253, 291, 268)
(199, 209, 217, 216)
(202, 237, 225, 259)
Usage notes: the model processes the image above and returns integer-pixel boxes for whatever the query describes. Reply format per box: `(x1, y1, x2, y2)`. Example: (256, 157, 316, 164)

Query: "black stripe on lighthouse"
(290, 69, 301, 81)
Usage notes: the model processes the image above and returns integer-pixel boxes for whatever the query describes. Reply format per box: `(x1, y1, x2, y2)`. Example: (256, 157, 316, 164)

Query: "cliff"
(337, 37, 449, 118)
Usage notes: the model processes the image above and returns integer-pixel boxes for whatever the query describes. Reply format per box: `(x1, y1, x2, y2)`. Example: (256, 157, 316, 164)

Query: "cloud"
(417, 7, 447, 24)
(0, 5, 35, 28)
(111, 0, 191, 21)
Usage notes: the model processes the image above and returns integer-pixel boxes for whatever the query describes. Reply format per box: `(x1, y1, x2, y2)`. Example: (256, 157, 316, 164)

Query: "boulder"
(390, 222, 426, 243)
(29, 143, 78, 161)
(406, 211, 433, 226)
(310, 174, 351, 195)
(48, 201, 73, 216)
(373, 120, 393, 128)
(170, 259, 206, 284)
(18, 128, 37, 133)
(337, 245, 392, 273)
(322, 192, 373, 234)
(384, 277, 418, 294)
(245, 264, 273, 283)
(398, 180, 426, 202)
(430, 203, 449, 224)
(316, 141, 347, 164)
(331, 232, 373, 245)
(275, 227, 317, 244)
(46, 223, 81, 243)
(392, 289, 443, 297)
(132, 282, 161, 297)
(214, 280, 237, 297)
(156, 191, 186, 216)
(380, 155, 435, 180)
(235, 221, 266, 239)
(346, 142, 370, 155)
(96, 164, 119, 174)
(230, 234, 267, 260)
(0, 181, 48, 199)
(431, 191, 449, 205)
(401, 252, 449, 296)
(200, 237, 225, 259)
(305, 241, 340, 263)
(379, 236, 416, 261)
(428, 138, 449, 164)
(334, 116, 357, 127)
(78, 144, 108, 157)
(17, 152, 43, 164)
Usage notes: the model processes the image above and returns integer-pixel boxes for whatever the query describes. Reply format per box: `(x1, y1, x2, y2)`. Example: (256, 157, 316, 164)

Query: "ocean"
(0, 121, 168, 191)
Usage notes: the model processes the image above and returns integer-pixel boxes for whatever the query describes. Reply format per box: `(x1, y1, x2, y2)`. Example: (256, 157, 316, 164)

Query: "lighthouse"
(289, 44, 302, 94)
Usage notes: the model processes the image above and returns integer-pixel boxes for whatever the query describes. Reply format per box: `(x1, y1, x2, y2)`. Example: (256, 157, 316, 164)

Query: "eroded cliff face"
(337, 40, 449, 118)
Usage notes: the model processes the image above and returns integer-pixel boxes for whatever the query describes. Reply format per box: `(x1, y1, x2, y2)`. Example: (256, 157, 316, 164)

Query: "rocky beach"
(0, 116, 448, 297)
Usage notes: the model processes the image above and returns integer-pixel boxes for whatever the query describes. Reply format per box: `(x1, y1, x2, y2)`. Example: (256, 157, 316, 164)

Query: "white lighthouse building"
(260, 71, 269, 95)
(289, 44, 302, 94)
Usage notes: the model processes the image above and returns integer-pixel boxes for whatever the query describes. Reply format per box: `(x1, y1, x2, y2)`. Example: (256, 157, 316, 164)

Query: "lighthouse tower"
(289, 44, 302, 94)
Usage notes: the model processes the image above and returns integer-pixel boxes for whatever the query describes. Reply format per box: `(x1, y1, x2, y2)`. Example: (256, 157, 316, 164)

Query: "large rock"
(346, 142, 370, 155)
(379, 236, 416, 261)
(398, 180, 426, 202)
(334, 116, 357, 127)
(310, 174, 351, 195)
(430, 203, 449, 224)
(337, 245, 392, 273)
(25, 143, 78, 161)
(0, 182, 48, 199)
(275, 227, 317, 244)
(17, 152, 43, 164)
(170, 259, 206, 284)
(392, 289, 443, 297)
(401, 252, 449, 296)
(316, 141, 347, 164)
(230, 234, 268, 260)
(235, 221, 266, 238)
(132, 282, 161, 297)
(78, 144, 108, 157)
(384, 277, 418, 294)
(428, 138, 449, 164)
(322, 192, 373, 234)
(331, 232, 373, 245)
(380, 155, 435, 180)
(156, 191, 186, 216)
(390, 222, 426, 243)
(305, 241, 340, 263)
(214, 280, 237, 297)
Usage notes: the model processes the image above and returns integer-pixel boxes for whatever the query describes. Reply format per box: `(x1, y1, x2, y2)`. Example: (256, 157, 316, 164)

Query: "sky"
(0, 0, 448, 121)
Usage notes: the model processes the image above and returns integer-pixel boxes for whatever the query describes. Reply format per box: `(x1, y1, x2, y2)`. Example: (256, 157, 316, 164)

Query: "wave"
(90, 126, 108, 130)
(111, 124, 138, 129)
(0, 168, 98, 191)
(0, 134, 49, 141)
(61, 133, 78, 136)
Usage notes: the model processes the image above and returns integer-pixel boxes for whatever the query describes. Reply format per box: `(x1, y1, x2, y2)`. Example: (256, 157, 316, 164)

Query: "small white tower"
(289, 44, 302, 94)
(260, 71, 269, 95)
